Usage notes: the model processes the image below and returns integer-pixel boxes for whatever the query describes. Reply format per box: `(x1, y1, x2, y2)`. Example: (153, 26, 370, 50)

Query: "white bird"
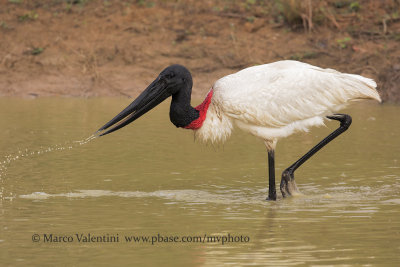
(96, 60, 381, 200)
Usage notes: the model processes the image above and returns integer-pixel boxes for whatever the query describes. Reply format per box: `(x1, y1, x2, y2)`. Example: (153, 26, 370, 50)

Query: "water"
(0, 98, 399, 266)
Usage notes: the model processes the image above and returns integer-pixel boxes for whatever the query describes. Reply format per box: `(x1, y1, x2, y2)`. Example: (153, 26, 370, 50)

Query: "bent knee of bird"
(327, 114, 352, 130)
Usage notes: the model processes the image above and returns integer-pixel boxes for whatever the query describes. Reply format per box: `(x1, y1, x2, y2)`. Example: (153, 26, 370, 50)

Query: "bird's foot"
(266, 191, 277, 201)
(280, 170, 301, 198)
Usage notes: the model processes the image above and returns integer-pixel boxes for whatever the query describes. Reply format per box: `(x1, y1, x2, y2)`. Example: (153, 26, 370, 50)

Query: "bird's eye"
(167, 72, 175, 79)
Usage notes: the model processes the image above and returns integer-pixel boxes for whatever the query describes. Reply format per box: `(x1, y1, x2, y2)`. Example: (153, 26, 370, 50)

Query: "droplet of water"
(0, 135, 97, 180)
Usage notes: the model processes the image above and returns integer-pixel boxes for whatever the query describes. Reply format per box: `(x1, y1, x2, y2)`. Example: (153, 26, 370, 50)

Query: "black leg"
(267, 150, 277, 201)
(280, 113, 352, 197)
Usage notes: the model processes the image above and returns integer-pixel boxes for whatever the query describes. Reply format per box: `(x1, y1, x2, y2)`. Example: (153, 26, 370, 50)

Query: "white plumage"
(195, 60, 381, 149)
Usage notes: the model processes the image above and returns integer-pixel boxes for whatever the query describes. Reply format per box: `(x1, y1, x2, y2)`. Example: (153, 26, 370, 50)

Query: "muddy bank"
(0, 0, 399, 101)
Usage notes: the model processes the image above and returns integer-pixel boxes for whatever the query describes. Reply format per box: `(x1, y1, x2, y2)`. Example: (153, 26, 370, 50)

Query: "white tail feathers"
(345, 74, 381, 102)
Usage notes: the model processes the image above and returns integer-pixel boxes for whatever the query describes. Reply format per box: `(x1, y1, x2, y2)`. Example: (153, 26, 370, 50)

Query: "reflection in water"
(0, 99, 399, 266)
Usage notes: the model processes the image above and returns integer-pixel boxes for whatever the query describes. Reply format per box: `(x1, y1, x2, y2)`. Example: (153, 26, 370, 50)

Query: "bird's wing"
(212, 60, 379, 128)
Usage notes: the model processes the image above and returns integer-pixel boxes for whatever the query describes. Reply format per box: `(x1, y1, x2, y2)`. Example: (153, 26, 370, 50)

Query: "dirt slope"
(0, 0, 399, 101)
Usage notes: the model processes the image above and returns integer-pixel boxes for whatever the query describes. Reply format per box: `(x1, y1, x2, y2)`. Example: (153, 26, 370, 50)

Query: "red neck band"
(184, 90, 213, 130)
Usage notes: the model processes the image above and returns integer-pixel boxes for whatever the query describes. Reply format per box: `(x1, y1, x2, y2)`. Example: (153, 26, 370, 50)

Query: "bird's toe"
(280, 170, 300, 198)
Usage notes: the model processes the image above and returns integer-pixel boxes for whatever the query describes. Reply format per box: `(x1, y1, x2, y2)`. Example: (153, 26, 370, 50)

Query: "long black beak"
(96, 77, 170, 136)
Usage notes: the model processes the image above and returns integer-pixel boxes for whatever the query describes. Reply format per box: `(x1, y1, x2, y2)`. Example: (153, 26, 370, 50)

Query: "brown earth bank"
(0, 0, 399, 102)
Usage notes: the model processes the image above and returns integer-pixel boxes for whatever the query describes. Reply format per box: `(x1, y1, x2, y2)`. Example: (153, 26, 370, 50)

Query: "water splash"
(0, 134, 98, 180)
(73, 134, 98, 146)
(17, 183, 400, 207)
(18, 189, 266, 205)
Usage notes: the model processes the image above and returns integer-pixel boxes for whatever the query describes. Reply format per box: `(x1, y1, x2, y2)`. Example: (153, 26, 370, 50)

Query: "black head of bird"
(96, 64, 200, 136)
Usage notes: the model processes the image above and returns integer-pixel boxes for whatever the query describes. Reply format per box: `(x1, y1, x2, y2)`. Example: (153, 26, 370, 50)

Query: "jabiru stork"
(96, 60, 381, 200)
